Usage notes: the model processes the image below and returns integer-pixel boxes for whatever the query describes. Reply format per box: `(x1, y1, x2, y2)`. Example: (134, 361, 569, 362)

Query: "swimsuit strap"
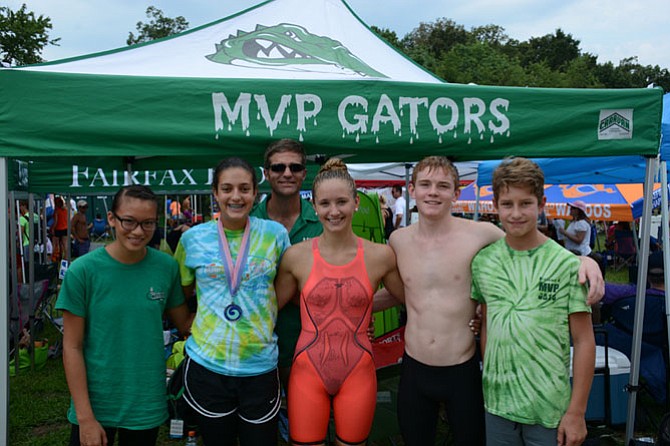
(311, 237, 363, 266)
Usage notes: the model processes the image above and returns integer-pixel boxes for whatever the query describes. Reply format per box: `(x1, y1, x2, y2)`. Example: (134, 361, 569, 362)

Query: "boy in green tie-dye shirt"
(471, 157, 595, 446)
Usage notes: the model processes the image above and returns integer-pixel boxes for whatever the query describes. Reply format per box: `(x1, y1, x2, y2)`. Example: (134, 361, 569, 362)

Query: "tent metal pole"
(1, 157, 10, 446)
(624, 156, 656, 443)
(404, 164, 411, 225)
(27, 193, 35, 371)
(474, 177, 480, 221)
(660, 161, 670, 369)
(8, 191, 19, 375)
(15, 200, 25, 284)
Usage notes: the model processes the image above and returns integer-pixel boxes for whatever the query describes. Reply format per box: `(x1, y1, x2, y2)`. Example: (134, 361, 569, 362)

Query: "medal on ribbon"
(217, 219, 251, 322)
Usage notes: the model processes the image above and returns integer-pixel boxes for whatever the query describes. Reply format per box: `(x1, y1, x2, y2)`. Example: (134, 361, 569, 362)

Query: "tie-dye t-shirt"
(174, 217, 290, 376)
(471, 238, 590, 428)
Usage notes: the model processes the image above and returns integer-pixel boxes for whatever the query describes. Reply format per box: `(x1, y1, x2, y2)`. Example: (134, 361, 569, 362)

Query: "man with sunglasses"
(251, 139, 323, 438)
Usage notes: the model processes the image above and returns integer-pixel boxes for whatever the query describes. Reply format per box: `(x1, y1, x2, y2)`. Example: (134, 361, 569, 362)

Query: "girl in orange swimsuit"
(275, 159, 404, 446)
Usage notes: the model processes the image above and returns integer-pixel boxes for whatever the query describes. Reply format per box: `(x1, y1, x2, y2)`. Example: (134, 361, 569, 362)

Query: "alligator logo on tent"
(206, 23, 387, 78)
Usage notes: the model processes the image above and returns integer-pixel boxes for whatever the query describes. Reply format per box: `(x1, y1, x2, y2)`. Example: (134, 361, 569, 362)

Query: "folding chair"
(614, 229, 637, 271)
(90, 217, 110, 242)
(602, 292, 668, 404)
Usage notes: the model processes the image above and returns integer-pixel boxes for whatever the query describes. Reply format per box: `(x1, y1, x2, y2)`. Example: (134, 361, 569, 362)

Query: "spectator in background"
(18, 201, 39, 261)
(560, 201, 591, 256)
(379, 194, 394, 240)
(71, 200, 92, 258)
(181, 196, 193, 223)
(51, 196, 70, 261)
(392, 184, 406, 229)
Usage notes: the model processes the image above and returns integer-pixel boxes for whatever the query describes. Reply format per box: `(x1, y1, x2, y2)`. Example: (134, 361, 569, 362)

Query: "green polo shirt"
(251, 195, 322, 367)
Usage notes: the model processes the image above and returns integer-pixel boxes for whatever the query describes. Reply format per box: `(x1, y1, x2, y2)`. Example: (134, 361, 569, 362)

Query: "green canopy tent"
(0, 0, 663, 443)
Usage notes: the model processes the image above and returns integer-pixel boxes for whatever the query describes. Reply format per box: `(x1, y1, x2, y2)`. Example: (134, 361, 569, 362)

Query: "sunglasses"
(269, 163, 306, 173)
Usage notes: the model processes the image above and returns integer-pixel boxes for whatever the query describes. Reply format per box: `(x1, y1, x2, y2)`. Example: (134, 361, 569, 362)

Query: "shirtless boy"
(374, 156, 603, 446)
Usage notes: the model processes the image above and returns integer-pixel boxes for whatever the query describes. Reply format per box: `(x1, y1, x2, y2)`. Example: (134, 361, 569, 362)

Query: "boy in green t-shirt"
(471, 157, 595, 446)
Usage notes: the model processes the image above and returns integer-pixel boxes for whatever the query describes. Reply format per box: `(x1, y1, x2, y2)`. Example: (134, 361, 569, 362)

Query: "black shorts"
(54, 229, 68, 237)
(183, 357, 280, 424)
(398, 352, 485, 446)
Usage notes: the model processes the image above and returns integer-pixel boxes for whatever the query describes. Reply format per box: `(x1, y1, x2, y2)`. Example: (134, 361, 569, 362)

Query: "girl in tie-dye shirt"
(174, 157, 290, 446)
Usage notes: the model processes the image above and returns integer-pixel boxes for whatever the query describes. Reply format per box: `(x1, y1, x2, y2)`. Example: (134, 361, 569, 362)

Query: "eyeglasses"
(269, 163, 305, 173)
(112, 212, 158, 231)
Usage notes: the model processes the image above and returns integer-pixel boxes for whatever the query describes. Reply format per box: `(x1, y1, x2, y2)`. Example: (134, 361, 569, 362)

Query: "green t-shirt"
(19, 212, 39, 246)
(250, 196, 322, 367)
(471, 238, 590, 428)
(56, 247, 184, 429)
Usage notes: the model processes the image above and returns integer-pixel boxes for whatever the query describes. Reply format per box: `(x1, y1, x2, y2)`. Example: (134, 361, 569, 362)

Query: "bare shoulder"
(388, 224, 413, 246)
(282, 239, 312, 265)
(456, 217, 503, 244)
(362, 239, 395, 262)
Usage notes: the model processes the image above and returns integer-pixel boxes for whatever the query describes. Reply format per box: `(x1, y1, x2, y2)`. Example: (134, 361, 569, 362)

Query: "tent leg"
(660, 162, 670, 379)
(1, 157, 10, 446)
(624, 156, 656, 443)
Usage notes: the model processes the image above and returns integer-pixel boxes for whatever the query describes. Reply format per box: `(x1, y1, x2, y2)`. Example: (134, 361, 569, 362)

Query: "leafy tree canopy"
(0, 3, 60, 66)
(127, 6, 189, 46)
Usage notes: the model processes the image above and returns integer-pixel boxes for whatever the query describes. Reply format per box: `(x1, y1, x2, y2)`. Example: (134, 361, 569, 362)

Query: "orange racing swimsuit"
(288, 238, 376, 445)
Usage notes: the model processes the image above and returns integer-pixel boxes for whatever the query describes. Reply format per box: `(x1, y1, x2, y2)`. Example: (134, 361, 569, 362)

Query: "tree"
(470, 24, 510, 47)
(402, 18, 468, 59)
(370, 26, 404, 52)
(439, 42, 525, 86)
(517, 28, 581, 72)
(0, 4, 60, 66)
(127, 6, 189, 46)
(563, 55, 602, 88)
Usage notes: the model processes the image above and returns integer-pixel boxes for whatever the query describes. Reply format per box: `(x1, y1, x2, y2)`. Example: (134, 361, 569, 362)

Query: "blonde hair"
(312, 158, 357, 199)
(492, 157, 544, 203)
(411, 156, 460, 188)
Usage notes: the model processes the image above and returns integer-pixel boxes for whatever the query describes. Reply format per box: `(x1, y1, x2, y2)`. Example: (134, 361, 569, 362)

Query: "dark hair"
(392, 184, 403, 194)
(312, 158, 356, 199)
(264, 138, 306, 168)
(111, 185, 158, 213)
(212, 157, 258, 191)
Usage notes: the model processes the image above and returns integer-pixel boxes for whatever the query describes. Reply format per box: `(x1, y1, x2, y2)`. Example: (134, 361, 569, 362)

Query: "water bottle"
(185, 430, 197, 445)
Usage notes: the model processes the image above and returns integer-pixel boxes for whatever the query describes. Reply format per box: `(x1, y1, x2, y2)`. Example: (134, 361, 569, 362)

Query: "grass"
(9, 261, 667, 445)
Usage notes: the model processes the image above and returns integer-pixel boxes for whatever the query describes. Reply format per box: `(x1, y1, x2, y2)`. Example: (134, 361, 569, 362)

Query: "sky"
(5, 0, 670, 70)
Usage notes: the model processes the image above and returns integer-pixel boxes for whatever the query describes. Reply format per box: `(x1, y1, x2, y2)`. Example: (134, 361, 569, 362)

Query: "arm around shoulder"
(576, 256, 604, 305)
(275, 246, 300, 309)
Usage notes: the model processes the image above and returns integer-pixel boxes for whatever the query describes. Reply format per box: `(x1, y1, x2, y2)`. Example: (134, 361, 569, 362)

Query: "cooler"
(571, 345, 630, 425)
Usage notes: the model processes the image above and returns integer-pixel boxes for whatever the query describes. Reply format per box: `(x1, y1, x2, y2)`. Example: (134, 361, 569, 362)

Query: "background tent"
(16, 159, 480, 195)
(477, 155, 650, 185)
(454, 182, 650, 222)
(0, 0, 663, 444)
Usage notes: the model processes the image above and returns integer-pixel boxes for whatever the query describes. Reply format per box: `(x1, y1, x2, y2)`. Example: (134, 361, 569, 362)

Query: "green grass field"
(9, 261, 667, 445)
